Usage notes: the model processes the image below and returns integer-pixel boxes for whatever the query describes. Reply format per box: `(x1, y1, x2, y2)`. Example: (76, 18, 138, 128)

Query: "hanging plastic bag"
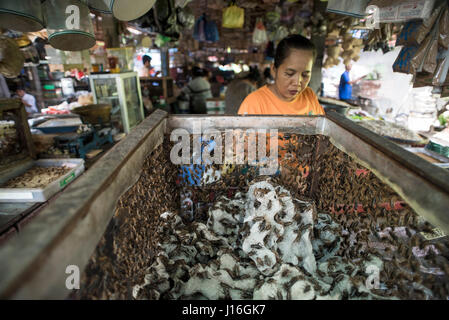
(193, 14, 206, 41)
(272, 25, 289, 41)
(252, 18, 268, 45)
(265, 7, 281, 26)
(411, 35, 438, 75)
(393, 46, 419, 75)
(205, 19, 220, 43)
(177, 6, 195, 29)
(222, 2, 244, 29)
(155, 34, 171, 47)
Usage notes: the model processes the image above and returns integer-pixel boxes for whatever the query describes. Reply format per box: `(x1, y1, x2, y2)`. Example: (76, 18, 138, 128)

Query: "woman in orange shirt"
(237, 35, 324, 178)
(238, 34, 324, 116)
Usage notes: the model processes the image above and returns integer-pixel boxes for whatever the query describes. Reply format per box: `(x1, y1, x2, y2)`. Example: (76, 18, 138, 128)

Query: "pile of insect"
(1, 110, 448, 300)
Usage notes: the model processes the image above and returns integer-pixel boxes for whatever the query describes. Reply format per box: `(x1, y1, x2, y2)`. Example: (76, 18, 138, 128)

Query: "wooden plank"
(168, 115, 326, 135)
(0, 99, 22, 112)
(0, 110, 168, 299)
(85, 149, 103, 159)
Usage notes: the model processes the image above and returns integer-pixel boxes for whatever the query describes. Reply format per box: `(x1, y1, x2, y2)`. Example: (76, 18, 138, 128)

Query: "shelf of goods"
(90, 72, 144, 134)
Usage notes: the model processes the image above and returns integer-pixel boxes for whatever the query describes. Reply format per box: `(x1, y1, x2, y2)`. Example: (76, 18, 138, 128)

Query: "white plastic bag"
(252, 18, 268, 45)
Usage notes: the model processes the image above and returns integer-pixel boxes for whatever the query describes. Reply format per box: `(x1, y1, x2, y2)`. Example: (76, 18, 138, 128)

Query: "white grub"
(290, 280, 316, 300)
(132, 284, 143, 299)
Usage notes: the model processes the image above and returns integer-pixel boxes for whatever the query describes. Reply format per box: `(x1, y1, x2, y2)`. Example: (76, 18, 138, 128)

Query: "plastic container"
(0, 0, 45, 32)
(43, 0, 96, 51)
(0, 159, 85, 203)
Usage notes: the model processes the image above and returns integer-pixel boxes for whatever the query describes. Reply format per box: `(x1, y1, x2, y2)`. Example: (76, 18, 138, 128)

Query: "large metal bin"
(0, 110, 448, 299)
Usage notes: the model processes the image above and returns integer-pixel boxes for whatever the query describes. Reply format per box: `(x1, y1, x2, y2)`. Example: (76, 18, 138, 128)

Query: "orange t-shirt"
(238, 85, 324, 115)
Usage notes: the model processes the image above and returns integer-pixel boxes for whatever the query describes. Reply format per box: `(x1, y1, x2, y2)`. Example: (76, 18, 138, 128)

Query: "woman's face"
(271, 49, 314, 102)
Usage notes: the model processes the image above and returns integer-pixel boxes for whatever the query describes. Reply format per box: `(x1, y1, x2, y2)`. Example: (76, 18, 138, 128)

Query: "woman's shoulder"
(238, 86, 269, 114)
(244, 85, 270, 100)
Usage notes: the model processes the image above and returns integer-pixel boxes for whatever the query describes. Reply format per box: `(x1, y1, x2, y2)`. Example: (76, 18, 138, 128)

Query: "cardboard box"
(369, 0, 436, 23)
(327, 0, 371, 18)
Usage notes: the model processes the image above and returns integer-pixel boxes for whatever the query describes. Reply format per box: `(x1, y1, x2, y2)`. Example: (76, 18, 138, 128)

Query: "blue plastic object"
(179, 137, 216, 186)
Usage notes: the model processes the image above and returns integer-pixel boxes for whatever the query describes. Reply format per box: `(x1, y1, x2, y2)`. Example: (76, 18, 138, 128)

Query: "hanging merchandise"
(323, 45, 342, 69)
(432, 49, 449, 86)
(193, 14, 219, 43)
(393, 46, 420, 75)
(141, 0, 180, 39)
(155, 34, 171, 47)
(205, 19, 220, 43)
(411, 36, 438, 75)
(0, 0, 44, 32)
(193, 14, 207, 42)
(141, 36, 152, 48)
(87, 0, 156, 21)
(271, 26, 289, 42)
(253, 18, 268, 45)
(396, 5, 444, 47)
(44, 0, 96, 51)
(0, 36, 25, 78)
(265, 7, 281, 26)
(176, 6, 195, 30)
(222, 2, 245, 29)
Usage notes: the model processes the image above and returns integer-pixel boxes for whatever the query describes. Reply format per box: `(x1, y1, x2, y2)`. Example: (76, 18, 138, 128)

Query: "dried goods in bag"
(410, 36, 438, 75)
(432, 52, 449, 86)
(393, 46, 419, 75)
(396, 4, 443, 46)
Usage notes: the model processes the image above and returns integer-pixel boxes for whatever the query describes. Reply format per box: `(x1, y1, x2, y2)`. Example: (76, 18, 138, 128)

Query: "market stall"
(0, 111, 448, 299)
(0, 0, 449, 303)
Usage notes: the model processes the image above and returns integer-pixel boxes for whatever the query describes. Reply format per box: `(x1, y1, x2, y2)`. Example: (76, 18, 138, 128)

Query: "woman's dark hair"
(142, 55, 152, 65)
(274, 34, 317, 69)
(246, 67, 261, 85)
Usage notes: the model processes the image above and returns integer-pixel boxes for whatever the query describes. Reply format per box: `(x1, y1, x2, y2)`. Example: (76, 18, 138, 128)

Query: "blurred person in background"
(263, 66, 274, 85)
(225, 67, 261, 114)
(339, 62, 366, 103)
(182, 66, 212, 114)
(16, 87, 38, 115)
(139, 55, 159, 77)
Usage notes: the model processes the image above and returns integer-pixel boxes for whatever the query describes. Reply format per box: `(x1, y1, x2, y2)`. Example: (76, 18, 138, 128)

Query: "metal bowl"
(72, 104, 112, 126)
